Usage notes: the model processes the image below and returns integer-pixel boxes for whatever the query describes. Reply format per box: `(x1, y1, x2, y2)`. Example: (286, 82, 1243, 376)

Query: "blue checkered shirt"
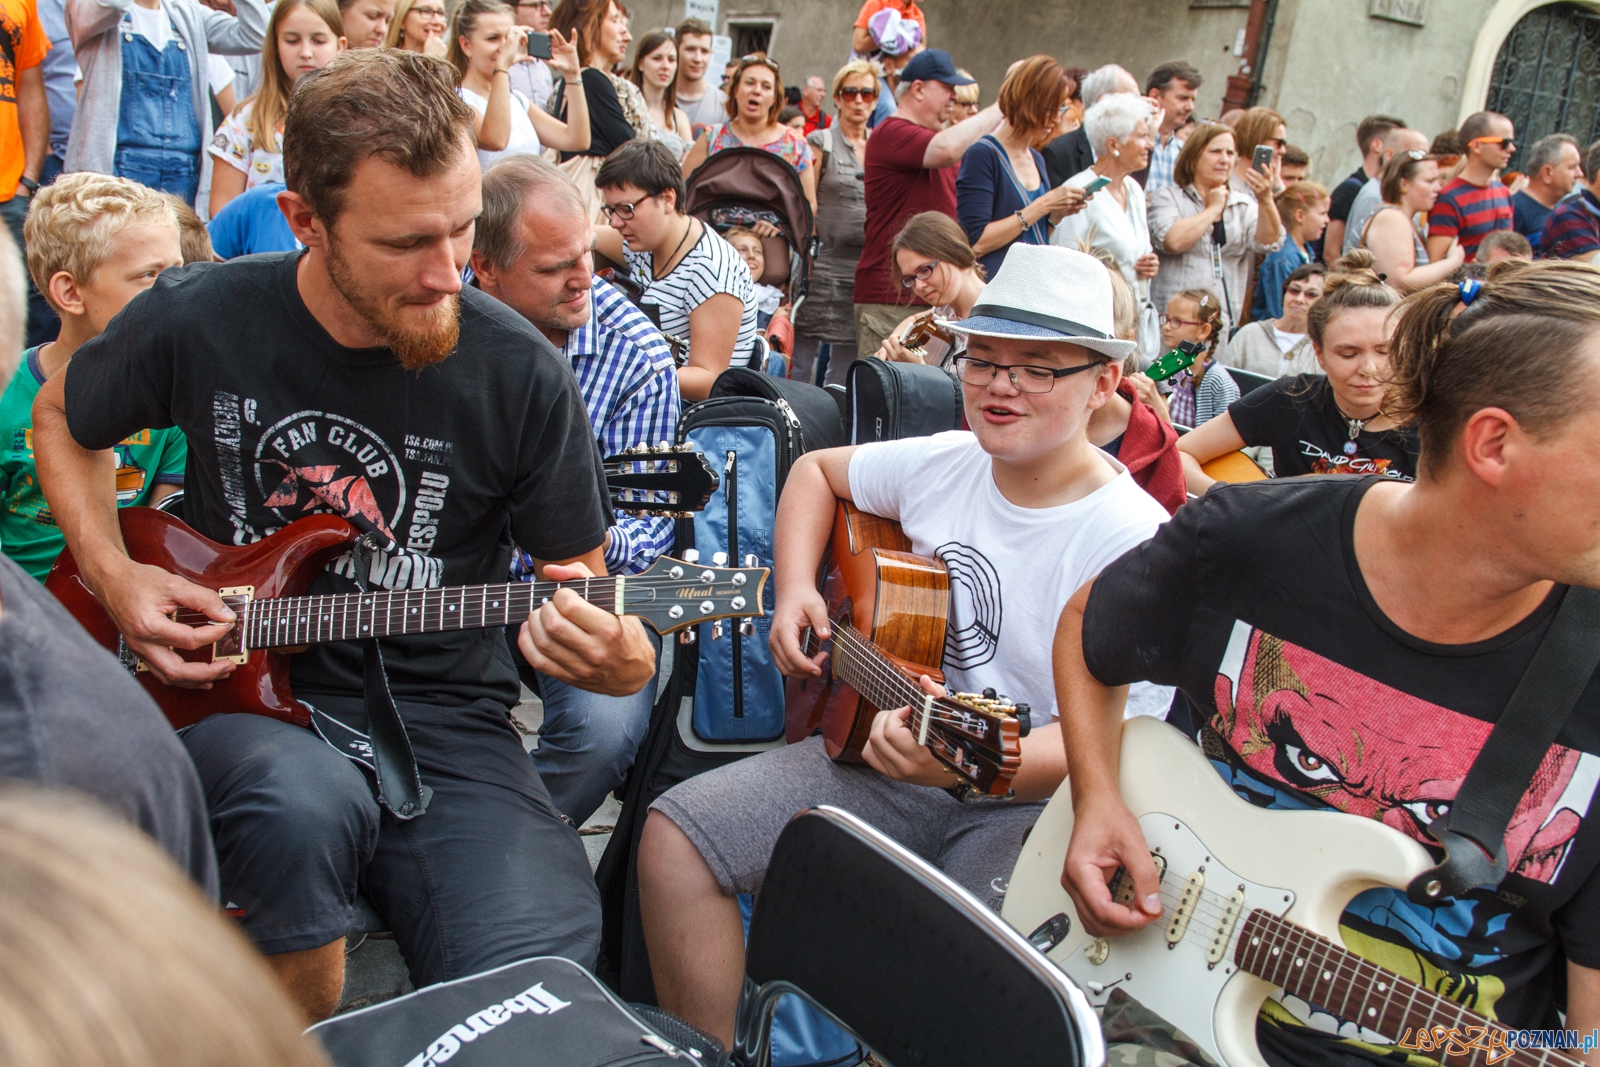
(514, 278, 681, 577)
(1146, 131, 1182, 194)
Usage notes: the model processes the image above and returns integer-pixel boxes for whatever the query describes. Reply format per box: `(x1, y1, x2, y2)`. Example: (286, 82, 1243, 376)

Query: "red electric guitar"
(47, 507, 766, 730)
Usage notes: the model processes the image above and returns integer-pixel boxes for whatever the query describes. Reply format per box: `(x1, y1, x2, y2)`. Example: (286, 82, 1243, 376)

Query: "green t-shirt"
(0, 347, 187, 580)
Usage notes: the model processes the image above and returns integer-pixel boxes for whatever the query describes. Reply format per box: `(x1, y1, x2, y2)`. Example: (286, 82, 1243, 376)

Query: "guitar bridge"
(212, 586, 254, 664)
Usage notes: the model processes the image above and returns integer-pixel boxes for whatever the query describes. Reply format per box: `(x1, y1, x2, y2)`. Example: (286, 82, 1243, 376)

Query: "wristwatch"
(17, 175, 37, 194)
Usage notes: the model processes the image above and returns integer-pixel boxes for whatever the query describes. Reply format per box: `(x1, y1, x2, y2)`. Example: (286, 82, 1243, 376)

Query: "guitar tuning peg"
(659, 440, 671, 450)
(712, 552, 728, 566)
(682, 549, 700, 563)
(739, 620, 756, 637)
(678, 628, 697, 645)
(743, 554, 758, 567)
(982, 687, 998, 700)
(711, 620, 725, 641)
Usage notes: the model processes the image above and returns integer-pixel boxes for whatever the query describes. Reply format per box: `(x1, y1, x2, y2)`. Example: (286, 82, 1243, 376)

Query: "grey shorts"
(650, 736, 1045, 911)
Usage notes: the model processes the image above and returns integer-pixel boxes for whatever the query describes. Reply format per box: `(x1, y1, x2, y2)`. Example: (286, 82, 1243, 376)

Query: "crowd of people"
(3, 1, 1600, 1065)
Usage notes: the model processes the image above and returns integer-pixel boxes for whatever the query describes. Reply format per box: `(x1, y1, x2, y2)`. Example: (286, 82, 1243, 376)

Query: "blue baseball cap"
(898, 49, 975, 87)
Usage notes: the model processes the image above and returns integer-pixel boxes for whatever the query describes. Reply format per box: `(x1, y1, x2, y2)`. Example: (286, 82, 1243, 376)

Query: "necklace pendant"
(1343, 440, 1358, 455)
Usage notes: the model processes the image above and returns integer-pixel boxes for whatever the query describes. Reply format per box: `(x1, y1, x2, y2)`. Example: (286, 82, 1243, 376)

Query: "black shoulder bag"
(1407, 586, 1600, 904)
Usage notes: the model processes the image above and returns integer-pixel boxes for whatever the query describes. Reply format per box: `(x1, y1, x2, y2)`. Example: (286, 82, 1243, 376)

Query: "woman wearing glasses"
(955, 55, 1085, 278)
(680, 53, 818, 215)
(791, 60, 875, 386)
(594, 140, 758, 401)
(1361, 151, 1463, 292)
(384, 0, 447, 56)
(870, 211, 984, 366)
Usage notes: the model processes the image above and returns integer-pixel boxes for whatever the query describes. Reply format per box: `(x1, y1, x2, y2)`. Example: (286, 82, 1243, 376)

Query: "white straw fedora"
(938, 244, 1137, 361)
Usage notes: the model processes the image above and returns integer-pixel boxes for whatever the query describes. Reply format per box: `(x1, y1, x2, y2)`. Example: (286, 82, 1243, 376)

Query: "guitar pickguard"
(1055, 814, 1295, 1066)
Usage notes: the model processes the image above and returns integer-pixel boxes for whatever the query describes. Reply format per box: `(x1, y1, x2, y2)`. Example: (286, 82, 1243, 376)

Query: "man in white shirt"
(635, 245, 1169, 1046)
(672, 18, 725, 137)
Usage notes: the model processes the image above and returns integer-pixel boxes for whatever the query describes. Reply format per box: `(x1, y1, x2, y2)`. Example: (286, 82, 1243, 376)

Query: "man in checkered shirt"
(472, 154, 681, 827)
(1141, 61, 1202, 194)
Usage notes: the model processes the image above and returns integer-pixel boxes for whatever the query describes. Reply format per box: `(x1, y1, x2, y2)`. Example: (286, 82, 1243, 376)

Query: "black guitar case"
(845, 359, 963, 444)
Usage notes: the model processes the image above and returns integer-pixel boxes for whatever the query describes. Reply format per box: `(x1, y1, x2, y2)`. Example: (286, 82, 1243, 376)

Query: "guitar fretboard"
(242, 579, 622, 649)
(1234, 909, 1576, 1067)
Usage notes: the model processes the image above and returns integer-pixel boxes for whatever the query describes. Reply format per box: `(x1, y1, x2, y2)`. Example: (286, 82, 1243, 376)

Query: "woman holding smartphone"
(1052, 91, 1161, 363)
(448, 0, 588, 171)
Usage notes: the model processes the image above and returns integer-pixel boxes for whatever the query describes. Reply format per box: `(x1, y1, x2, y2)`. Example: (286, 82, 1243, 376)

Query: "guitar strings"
(825, 623, 1014, 734)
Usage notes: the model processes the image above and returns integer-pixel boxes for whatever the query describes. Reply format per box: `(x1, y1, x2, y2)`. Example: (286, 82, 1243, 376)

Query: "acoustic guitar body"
(784, 501, 950, 761)
(45, 508, 359, 730)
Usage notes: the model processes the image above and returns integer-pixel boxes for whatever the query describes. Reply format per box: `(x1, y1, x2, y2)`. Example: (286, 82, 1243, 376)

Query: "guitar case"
(845, 358, 963, 444)
(595, 368, 861, 1067)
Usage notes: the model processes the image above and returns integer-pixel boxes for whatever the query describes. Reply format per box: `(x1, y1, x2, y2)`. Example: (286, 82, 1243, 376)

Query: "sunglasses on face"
(899, 260, 939, 288)
(1268, 138, 1287, 150)
(837, 85, 878, 100)
(1470, 136, 1515, 149)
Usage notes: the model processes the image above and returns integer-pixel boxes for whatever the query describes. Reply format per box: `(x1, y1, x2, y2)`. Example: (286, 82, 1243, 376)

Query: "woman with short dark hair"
(594, 140, 758, 400)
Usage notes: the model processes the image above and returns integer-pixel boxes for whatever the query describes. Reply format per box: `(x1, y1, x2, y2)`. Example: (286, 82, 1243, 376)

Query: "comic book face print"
(1210, 621, 1600, 886)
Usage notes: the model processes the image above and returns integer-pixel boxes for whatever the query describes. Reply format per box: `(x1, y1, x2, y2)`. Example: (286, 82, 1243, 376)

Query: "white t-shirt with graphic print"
(848, 430, 1168, 724)
(207, 101, 283, 189)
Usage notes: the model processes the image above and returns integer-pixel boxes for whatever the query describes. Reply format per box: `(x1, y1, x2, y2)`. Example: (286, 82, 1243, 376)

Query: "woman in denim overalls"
(64, 0, 267, 207)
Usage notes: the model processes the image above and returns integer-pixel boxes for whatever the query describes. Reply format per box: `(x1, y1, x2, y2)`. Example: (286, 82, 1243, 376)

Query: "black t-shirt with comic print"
(63, 251, 613, 710)
(1083, 476, 1600, 1067)
(1229, 374, 1419, 481)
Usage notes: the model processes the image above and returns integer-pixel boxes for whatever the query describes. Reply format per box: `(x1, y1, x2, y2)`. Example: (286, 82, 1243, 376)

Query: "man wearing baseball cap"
(638, 245, 1171, 1046)
(852, 47, 1003, 359)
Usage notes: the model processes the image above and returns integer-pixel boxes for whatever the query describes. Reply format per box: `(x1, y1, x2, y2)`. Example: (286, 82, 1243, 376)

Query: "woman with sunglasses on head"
(384, 0, 447, 56)
(681, 53, 818, 215)
(627, 29, 692, 161)
(448, 0, 588, 172)
(791, 59, 876, 386)
(1362, 151, 1463, 292)
(593, 140, 758, 401)
(956, 55, 1086, 278)
(1177, 252, 1417, 495)
(872, 211, 984, 366)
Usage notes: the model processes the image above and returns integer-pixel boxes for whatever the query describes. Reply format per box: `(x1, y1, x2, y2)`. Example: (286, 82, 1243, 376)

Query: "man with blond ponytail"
(1055, 259, 1600, 1064)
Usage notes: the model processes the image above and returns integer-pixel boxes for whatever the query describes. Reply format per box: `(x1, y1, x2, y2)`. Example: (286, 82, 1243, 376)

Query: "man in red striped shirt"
(1428, 111, 1516, 263)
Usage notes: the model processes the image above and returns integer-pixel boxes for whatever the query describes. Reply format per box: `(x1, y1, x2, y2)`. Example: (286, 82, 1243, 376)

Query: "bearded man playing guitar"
(31, 51, 658, 1021)
(638, 245, 1171, 1046)
(1056, 263, 1600, 1066)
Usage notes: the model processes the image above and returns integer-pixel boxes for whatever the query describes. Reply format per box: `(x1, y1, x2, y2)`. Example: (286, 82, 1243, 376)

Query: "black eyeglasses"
(952, 355, 1106, 394)
(898, 260, 938, 288)
(837, 85, 878, 100)
(601, 200, 644, 220)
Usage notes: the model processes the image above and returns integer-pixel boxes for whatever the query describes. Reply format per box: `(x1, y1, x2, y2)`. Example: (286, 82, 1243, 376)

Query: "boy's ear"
(48, 271, 85, 318)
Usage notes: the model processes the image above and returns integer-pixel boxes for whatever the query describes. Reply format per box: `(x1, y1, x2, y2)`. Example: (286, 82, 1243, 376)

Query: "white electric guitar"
(1003, 716, 1582, 1067)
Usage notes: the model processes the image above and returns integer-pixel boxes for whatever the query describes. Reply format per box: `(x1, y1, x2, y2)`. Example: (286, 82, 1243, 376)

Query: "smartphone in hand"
(525, 31, 552, 59)
(1251, 144, 1274, 174)
(1081, 175, 1112, 196)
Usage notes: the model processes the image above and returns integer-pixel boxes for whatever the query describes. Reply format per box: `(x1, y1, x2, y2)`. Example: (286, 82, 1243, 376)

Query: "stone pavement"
(335, 686, 620, 1014)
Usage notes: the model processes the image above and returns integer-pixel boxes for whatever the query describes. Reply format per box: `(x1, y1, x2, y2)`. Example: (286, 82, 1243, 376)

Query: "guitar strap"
(348, 534, 431, 821)
(1406, 585, 1600, 904)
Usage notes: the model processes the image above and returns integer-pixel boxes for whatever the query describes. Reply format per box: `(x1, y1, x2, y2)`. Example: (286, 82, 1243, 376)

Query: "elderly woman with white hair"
(1051, 92, 1162, 363)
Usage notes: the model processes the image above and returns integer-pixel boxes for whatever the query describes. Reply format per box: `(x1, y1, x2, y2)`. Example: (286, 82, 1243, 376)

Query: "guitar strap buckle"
(350, 532, 430, 821)
(1406, 816, 1508, 905)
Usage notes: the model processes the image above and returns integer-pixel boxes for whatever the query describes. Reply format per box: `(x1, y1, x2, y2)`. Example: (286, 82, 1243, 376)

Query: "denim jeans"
(532, 629, 661, 825)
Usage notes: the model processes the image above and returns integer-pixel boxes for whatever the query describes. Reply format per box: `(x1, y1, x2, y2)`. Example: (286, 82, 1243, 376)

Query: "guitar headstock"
(923, 690, 1025, 795)
(604, 443, 719, 517)
(625, 551, 768, 636)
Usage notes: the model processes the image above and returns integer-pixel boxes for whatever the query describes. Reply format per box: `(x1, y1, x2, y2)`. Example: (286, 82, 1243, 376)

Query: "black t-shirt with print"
(1083, 476, 1600, 1067)
(64, 251, 612, 710)
(1228, 374, 1418, 481)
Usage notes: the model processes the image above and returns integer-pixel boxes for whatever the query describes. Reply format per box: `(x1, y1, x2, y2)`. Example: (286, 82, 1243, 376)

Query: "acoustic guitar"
(47, 508, 765, 731)
(1002, 716, 1580, 1067)
(783, 501, 1025, 796)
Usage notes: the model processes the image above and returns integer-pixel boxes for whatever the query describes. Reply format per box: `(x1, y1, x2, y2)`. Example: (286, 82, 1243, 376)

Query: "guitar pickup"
(211, 587, 254, 665)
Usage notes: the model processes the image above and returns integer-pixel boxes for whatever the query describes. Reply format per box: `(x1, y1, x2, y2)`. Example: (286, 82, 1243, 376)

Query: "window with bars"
(1486, 2, 1600, 171)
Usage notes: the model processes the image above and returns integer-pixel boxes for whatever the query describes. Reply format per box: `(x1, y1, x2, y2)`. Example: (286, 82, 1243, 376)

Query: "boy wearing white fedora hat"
(636, 245, 1170, 1045)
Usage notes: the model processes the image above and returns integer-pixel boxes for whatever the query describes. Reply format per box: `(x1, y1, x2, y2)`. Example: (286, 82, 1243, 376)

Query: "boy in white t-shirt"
(637, 245, 1170, 1045)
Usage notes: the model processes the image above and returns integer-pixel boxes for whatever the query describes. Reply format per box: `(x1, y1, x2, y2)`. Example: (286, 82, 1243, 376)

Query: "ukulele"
(1002, 716, 1579, 1067)
(47, 508, 766, 731)
(783, 501, 1025, 795)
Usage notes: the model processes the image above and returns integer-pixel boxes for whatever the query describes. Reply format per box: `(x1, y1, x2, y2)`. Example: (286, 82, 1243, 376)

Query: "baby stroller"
(684, 146, 815, 376)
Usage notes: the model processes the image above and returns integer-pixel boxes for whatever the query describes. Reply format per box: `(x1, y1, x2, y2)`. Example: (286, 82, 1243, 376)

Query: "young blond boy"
(0, 173, 187, 579)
